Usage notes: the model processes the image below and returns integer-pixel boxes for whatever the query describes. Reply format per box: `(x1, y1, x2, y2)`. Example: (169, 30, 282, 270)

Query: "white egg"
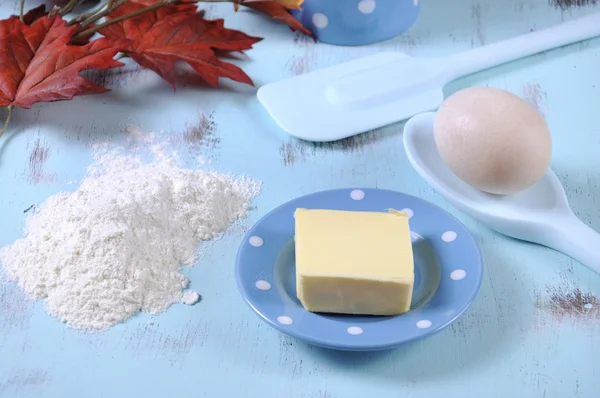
(433, 87, 552, 195)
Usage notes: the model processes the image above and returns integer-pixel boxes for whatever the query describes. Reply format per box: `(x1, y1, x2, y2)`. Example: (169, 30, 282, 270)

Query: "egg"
(433, 87, 552, 195)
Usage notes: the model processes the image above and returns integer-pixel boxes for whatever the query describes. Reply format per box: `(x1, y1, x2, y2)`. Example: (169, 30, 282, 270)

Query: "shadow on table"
(0, 67, 257, 169)
(291, 237, 528, 381)
(0, 95, 128, 170)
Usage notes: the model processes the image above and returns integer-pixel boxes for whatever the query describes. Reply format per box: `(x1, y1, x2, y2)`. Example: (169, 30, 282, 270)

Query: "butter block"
(294, 208, 414, 316)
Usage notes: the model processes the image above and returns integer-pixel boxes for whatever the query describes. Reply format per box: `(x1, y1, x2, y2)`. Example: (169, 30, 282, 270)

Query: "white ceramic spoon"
(403, 112, 600, 274)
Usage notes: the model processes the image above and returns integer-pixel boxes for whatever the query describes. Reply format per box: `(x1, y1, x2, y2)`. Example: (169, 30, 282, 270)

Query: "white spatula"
(257, 12, 600, 142)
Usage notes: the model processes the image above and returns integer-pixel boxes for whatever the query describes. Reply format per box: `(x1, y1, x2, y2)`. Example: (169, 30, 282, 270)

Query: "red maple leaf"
(21, 5, 49, 25)
(0, 10, 129, 110)
(240, 0, 313, 38)
(100, 3, 263, 89)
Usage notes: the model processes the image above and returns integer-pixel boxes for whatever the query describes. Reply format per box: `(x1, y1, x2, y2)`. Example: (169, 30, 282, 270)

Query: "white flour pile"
(0, 131, 260, 332)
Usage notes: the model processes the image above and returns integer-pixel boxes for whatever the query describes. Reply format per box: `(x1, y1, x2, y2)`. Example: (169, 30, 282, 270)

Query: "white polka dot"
(442, 231, 457, 242)
(312, 13, 328, 29)
(347, 326, 363, 335)
(416, 320, 432, 329)
(255, 280, 271, 290)
(584, 303, 593, 310)
(401, 208, 414, 219)
(357, 0, 376, 14)
(450, 269, 467, 281)
(277, 316, 293, 325)
(249, 236, 263, 247)
(413, 0, 419, 6)
(350, 189, 365, 200)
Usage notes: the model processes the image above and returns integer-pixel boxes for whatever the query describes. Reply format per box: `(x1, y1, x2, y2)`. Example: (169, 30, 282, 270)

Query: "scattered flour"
(181, 290, 201, 306)
(0, 130, 260, 332)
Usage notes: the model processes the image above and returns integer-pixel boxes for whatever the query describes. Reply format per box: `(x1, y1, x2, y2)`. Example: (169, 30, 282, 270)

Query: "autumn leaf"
(99, 2, 263, 89)
(273, 0, 305, 8)
(240, 0, 313, 38)
(241, 0, 304, 9)
(21, 4, 49, 25)
(0, 9, 129, 135)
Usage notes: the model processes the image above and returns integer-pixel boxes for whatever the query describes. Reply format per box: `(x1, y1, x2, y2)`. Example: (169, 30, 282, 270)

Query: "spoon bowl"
(403, 112, 600, 274)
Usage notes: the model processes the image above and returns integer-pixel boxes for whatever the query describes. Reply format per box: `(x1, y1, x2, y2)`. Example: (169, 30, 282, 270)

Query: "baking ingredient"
(434, 87, 552, 195)
(294, 208, 414, 316)
(181, 291, 201, 305)
(0, 135, 260, 332)
(0, 1, 312, 136)
(0, 8, 128, 136)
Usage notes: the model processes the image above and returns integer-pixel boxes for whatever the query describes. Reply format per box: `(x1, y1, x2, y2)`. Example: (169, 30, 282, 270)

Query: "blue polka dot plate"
(235, 188, 483, 351)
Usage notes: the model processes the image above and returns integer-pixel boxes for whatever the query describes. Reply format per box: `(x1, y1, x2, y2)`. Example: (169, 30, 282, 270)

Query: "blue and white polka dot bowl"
(235, 188, 484, 351)
(291, 0, 421, 46)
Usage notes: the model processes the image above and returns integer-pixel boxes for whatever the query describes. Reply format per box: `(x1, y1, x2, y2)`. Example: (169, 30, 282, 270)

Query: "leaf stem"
(77, 0, 120, 29)
(76, 0, 130, 29)
(59, 0, 87, 16)
(69, 0, 270, 43)
(0, 106, 13, 139)
(19, 0, 25, 23)
(73, 0, 177, 41)
(71, 0, 245, 33)
(67, 1, 108, 26)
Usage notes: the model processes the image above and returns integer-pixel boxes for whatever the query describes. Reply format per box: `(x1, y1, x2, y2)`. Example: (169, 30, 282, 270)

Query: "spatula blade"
(257, 51, 447, 142)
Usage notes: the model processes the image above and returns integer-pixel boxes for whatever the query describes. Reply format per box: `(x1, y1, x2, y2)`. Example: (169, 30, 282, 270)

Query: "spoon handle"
(546, 213, 600, 275)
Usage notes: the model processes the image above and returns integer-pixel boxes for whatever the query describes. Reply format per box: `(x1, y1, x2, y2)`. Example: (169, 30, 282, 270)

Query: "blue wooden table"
(1, 0, 600, 397)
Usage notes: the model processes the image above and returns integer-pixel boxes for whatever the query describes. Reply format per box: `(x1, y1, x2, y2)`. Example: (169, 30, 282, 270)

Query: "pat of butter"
(294, 208, 414, 316)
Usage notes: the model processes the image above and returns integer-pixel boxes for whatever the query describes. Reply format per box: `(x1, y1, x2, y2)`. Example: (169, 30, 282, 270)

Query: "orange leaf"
(240, 0, 313, 38)
(245, 0, 304, 9)
(0, 9, 130, 109)
(100, 3, 263, 89)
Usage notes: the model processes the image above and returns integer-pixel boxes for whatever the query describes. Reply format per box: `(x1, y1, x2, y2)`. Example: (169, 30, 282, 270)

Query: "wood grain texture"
(551, 0, 599, 9)
(522, 83, 548, 116)
(1, 0, 600, 397)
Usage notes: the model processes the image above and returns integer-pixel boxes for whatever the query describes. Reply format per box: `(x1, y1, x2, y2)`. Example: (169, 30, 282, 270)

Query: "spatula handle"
(545, 213, 600, 275)
(445, 12, 600, 81)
